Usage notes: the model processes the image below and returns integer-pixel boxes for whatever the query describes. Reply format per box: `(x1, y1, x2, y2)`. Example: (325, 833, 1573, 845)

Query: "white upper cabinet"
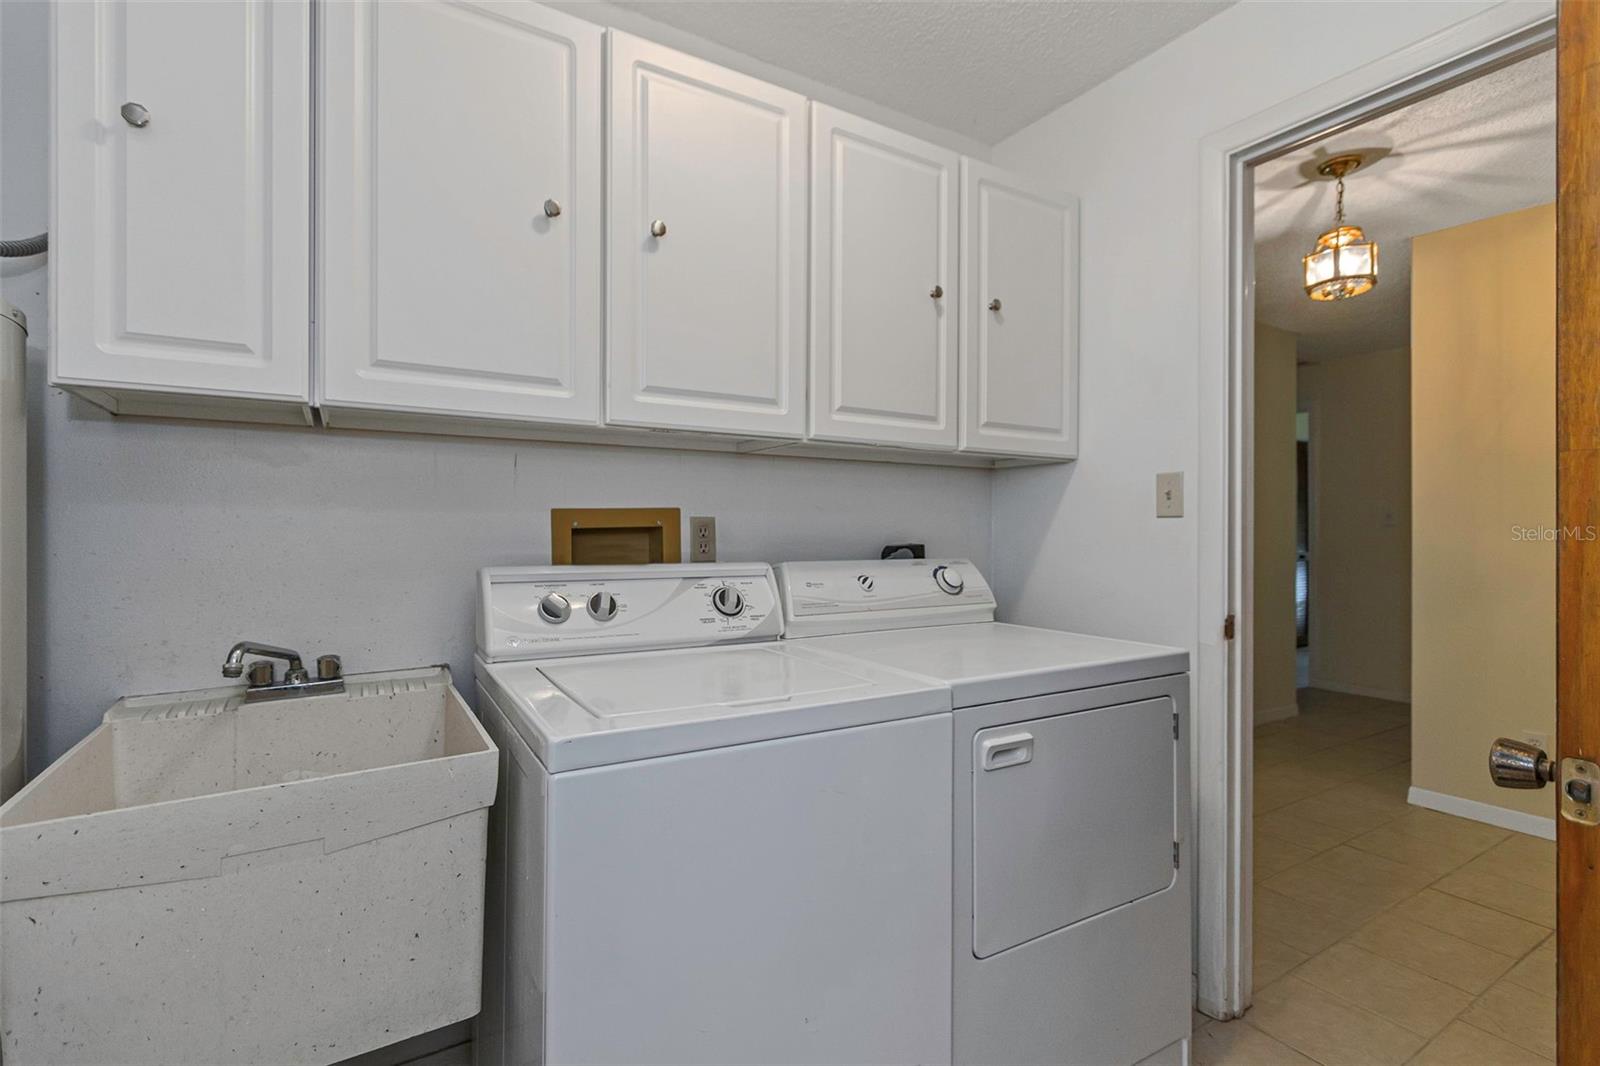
(51, 0, 311, 413)
(959, 159, 1079, 460)
(606, 32, 808, 439)
(809, 106, 958, 450)
(318, 0, 602, 425)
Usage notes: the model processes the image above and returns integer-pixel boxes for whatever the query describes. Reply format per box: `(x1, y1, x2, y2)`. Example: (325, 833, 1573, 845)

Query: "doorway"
(1190, 0, 1560, 1041)
(1215, 40, 1560, 1066)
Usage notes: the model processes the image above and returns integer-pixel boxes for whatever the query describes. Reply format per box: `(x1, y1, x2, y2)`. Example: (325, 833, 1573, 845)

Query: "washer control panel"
(775, 559, 997, 638)
(479, 564, 781, 660)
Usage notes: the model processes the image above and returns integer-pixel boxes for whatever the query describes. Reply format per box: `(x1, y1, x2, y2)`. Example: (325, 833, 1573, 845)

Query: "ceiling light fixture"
(1302, 154, 1378, 302)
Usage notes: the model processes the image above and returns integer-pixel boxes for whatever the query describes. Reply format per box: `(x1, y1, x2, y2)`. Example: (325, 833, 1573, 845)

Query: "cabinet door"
(607, 32, 807, 439)
(960, 159, 1079, 459)
(809, 106, 957, 450)
(51, 0, 310, 403)
(319, 0, 601, 425)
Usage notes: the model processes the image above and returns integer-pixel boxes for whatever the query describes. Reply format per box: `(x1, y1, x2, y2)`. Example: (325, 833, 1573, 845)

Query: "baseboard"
(1254, 701, 1300, 725)
(1408, 786, 1556, 841)
(1306, 677, 1410, 704)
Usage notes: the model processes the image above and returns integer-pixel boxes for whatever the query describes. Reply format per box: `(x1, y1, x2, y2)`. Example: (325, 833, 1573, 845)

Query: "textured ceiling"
(608, 1, 1233, 143)
(1254, 50, 1555, 361)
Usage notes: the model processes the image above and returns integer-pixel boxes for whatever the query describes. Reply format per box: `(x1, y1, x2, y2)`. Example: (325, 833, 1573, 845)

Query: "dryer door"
(971, 696, 1177, 958)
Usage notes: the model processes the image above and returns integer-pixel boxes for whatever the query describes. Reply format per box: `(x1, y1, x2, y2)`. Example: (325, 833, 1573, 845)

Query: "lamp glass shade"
(1302, 223, 1377, 301)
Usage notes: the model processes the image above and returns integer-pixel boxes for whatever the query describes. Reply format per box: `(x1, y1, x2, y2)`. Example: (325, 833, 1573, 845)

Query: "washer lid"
(480, 642, 949, 771)
(798, 623, 1188, 707)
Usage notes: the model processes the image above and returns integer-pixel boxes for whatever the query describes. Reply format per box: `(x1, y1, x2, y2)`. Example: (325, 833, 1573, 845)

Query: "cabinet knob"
(988, 298, 1003, 312)
(543, 198, 562, 219)
(930, 284, 944, 299)
(120, 101, 151, 128)
(650, 219, 667, 238)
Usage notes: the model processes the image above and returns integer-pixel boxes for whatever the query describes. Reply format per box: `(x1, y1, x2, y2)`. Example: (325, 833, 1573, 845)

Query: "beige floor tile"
(1256, 776, 1319, 816)
(1297, 844, 1437, 895)
(1246, 975, 1426, 1065)
(1434, 867, 1555, 928)
(1502, 935, 1555, 1000)
(1460, 980, 1557, 1060)
(1346, 911, 1518, 995)
(1410, 1020, 1552, 1065)
(1261, 862, 1414, 924)
(1344, 824, 1486, 878)
(1254, 833, 1319, 879)
(1458, 836, 1556, 891)
(1253, 933, 1310, 989)
(1322, 776, 1412, 816)
(1274, 794, 1404, 835)
(1255, 886, 1363, 956)
(1291, 942, 1470, 1038)
(1388, 890, 1550, 957)
(1256, 809, 1359, 853)
(1388, 808, 1511, 854)
(1191, 1020, 1317, 1066)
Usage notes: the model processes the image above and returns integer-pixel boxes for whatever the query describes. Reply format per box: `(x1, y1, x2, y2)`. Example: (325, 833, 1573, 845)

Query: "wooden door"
(1557, 2, 1600, 1058)
(959, 159, 1079, 459)
(50, 0, 310, 405)
(318, 0, 602, 425)
(809, 105, 958, 450)
(606, 32, 807, 440)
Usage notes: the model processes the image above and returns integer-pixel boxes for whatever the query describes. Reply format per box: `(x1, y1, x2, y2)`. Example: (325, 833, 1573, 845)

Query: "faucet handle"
(317, 654, 343, 681)
(246, 660, 277, 687)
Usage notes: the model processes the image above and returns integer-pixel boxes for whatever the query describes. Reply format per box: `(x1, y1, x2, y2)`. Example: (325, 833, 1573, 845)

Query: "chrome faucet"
(223, 641, 308, 681)
(223, 640, 344, 702)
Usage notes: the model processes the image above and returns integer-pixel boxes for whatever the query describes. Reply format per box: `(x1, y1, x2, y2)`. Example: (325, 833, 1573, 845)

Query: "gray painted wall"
(0, 0, 993, 770)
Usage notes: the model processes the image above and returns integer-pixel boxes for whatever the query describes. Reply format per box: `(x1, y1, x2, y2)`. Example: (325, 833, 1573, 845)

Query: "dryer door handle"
(980, 732, 1034, 771)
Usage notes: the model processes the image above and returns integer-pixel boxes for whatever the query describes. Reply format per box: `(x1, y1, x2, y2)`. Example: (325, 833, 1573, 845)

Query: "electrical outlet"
(1156, 472, 1184, 518)
(690, 516, 716, 562)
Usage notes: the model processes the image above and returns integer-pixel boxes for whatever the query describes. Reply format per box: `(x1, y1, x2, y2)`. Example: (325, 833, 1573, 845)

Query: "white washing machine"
(776, 558, 1193, 1066)
(472, 563, 953, 1066)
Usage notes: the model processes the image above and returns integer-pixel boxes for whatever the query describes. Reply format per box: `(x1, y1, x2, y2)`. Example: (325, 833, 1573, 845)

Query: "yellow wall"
(1297, 348, 1412, 701)
(1411, 202, 1555, 822)
(1254, 321, 1300, 722)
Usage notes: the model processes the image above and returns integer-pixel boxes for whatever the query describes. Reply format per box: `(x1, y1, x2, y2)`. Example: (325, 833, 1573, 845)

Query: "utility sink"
(0, 666, 498, 1066)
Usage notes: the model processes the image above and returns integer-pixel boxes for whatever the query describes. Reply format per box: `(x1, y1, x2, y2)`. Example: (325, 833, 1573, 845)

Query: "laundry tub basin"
(0, 666, 497, 1066)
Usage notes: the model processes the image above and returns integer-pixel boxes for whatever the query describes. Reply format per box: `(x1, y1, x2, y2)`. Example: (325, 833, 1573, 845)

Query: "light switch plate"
(1156, 473, 1184, 518)
(690, 516, 717, 562)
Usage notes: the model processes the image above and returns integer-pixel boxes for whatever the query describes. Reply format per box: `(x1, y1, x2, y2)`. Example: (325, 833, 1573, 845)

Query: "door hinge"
(1173, 711, 1180, 740)
(1173, 841, 1181, 868)
(1223, 613, 1236, 641)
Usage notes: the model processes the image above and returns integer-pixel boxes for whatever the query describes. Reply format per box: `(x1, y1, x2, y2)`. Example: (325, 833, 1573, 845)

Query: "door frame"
(1193, 2, 1557, 1019)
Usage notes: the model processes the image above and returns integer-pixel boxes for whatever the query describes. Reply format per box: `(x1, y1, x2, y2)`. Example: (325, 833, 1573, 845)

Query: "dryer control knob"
(588, 591, 619, 621)
(711, 585, 746, 618)
(933, 565, 964, 595)
(538, 593, 572, 624)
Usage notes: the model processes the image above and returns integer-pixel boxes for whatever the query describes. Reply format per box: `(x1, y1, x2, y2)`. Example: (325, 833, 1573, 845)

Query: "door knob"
(1489, 738, 1555, 789)
(120, 101, 151, 128)
(930, 284, 944, 299)
(988, 298, 1002, 312)
(543, 198, 561, 218)
(650, 219, 667, 238)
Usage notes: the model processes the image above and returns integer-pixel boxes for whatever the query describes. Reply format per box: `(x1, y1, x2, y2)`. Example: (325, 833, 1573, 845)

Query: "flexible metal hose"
(0, 233, 47, 258)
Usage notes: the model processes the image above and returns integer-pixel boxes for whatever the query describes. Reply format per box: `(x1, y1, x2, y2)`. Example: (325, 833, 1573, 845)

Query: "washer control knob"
(933, 565, 964, 595)
(537, 592, 572, 624)
(711, 585, 746, 618)
(587, 591, 619, 621)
